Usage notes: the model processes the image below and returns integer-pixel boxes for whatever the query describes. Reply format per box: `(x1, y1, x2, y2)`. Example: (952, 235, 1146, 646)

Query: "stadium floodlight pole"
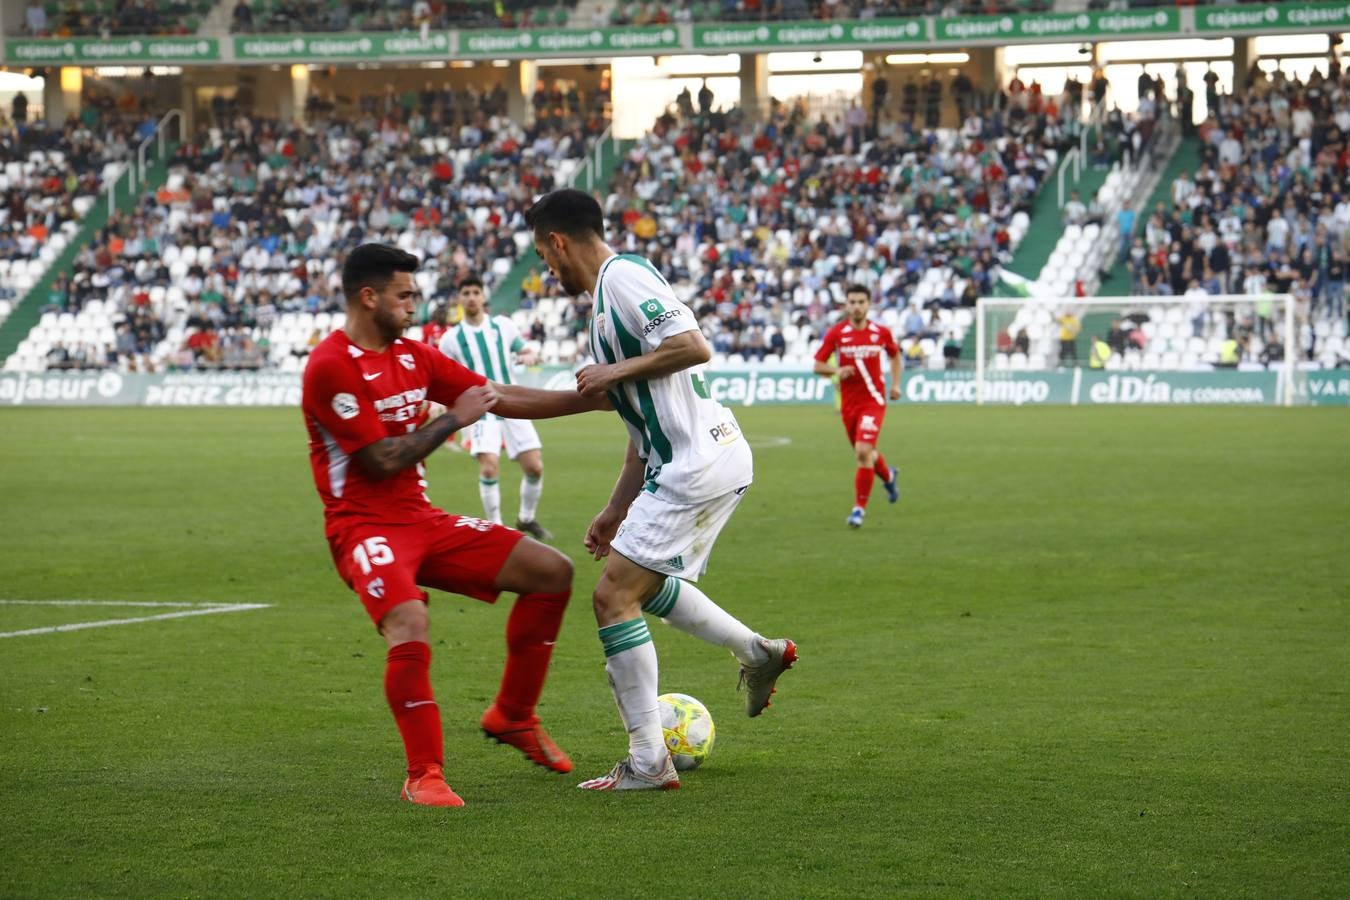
(975, 294, 1296, 407)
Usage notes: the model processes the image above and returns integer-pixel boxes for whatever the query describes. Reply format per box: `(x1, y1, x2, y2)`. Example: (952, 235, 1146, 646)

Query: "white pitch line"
(748, 435, 793, 448)
(0, 603, 271, 639)
(0, 599, 239, 608)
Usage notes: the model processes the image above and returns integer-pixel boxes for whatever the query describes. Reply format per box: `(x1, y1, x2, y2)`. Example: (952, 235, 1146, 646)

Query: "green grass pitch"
(1, 405, 1347, 897)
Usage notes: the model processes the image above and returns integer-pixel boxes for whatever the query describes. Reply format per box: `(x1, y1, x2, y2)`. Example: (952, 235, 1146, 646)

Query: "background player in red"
(812, 284, 902, 529)
(301, 243, 600, 807)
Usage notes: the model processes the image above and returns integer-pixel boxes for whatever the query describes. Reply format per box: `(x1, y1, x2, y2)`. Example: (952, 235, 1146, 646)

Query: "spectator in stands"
(232, 0, 254, 32)
(870, 70, 888, 126)
(1089, 335, 1111, 369)
(1058, 311, 1080, 363)
(996, 327, 1013, 355)
(1062, 190, 1087, 227)
(24, 0, 47, 35)
(901, 306, 925, 339)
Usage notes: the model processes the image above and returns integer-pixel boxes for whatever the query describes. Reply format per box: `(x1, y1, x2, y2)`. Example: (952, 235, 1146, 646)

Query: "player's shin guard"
(642, 577, 768, 666)
(873, 453, 891, 483)
(494, 590, 569, 721)
(855, 466, 875, 509)
(385, 641, 443, 779)
(599, 618, 666, 773)
(519, 474, 543, 523)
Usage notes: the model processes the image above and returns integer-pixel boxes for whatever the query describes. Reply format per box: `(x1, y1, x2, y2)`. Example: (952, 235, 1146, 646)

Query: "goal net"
(974, 294, 1296, 406)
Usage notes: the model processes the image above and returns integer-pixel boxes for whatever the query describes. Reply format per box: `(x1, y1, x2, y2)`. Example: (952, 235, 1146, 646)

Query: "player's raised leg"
(479, 536, 574, 773)
(643, 576, 797, 717)
(578, 552, 679, 791)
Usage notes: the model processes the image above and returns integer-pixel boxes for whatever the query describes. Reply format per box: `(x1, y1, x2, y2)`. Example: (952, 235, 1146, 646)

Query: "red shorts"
(841, 403, 886, 446)
(328, 514, 526, 626)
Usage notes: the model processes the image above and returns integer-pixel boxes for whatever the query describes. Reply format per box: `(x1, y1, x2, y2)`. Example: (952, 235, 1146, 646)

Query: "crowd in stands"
(230, 0, 579, 32)
(0, 107, 152, 309)
(21, 0, 211, 36)
(9, 94, 610, 374)
(508, 75, 1086, 369)
(1119, 62, 1350, 364)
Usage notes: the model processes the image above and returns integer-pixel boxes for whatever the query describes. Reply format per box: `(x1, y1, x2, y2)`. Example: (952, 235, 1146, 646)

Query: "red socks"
(384, 593, 569, 776)
(855, 466, 874, 509)
(855, 454, 892, 507)
(873, 453, 891, 482)
(494, 591, 569, 722)
(385, 641, 442, 779)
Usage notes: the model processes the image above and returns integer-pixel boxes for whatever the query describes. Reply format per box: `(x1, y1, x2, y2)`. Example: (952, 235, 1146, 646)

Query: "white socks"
(599, 618, 666, 773)
(478, 477, 502, 525)
(642, 577, 769, 666)
(519, 473, 542, 522)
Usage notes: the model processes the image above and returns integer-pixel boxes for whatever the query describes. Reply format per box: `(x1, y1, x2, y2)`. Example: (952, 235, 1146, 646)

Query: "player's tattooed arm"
(355, 385, 495, 477)
(576, 331, 710, 396)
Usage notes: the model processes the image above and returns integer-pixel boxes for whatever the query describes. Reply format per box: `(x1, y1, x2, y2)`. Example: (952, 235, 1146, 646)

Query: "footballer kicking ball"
(658, 692, 716, 772)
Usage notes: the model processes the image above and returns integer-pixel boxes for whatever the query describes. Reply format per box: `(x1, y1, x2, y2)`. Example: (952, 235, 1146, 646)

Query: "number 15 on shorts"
(352, 536, 394, 574)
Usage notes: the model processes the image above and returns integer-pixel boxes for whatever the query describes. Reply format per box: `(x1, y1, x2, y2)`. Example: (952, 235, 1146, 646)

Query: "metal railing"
(568, 124, 620, 192)
(1056, 147, 1082, 209)
(106, 109, 184, 217)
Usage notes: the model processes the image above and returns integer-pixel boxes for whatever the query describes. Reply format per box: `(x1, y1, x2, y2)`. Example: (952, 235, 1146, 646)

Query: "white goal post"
(974, 294, 1297, 407)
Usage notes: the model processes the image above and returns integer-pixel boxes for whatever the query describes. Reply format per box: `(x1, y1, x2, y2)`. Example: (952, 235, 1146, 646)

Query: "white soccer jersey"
(589, 254, 752, 503)
(439, 314, 524, 386)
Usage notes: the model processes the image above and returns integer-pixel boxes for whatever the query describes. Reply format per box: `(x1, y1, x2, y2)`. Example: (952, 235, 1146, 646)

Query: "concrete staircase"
(0, 146, 177, 364)
(1096, 133, 1203, 296)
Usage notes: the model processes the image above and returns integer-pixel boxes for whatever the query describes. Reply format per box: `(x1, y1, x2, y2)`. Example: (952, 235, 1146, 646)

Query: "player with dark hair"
(812, 284, 902, 528)
(301, 243, 599, 807)
(524, 188, 798, 791)
(438, 275, 551, 540)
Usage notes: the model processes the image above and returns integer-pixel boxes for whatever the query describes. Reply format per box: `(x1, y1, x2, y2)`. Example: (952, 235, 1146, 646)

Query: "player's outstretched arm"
(355, 386, 495, 478)
(491, 383, 612, 419)
(576, 331, 710, 396)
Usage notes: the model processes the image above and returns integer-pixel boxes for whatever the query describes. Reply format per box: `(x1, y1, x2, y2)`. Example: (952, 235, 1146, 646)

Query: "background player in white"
(524, 188, 798, 791)
(439, 276, 552, 541)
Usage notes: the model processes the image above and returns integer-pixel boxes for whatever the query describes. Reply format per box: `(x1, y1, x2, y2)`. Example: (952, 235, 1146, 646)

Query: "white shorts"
(611, 485, 748, 581)
(471, 414, 542, 460)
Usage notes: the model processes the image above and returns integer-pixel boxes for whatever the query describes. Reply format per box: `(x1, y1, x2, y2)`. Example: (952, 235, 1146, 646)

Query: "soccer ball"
(658, 692, 715, 772)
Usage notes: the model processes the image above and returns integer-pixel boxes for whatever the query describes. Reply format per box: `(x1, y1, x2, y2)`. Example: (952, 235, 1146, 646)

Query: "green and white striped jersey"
(589, 254, 752, 503)
(438, 314, 525, 386)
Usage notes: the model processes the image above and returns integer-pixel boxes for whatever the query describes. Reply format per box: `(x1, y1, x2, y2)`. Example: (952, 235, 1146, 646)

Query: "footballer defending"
(300, 244, 601, 807)
(812, 284, 902, 528)
(524, 188, 798, 791)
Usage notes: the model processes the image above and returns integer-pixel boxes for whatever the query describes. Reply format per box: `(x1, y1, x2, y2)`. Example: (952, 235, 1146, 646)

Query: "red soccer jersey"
(302, 330, 486, 536)
(814, 318, 898, 408)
